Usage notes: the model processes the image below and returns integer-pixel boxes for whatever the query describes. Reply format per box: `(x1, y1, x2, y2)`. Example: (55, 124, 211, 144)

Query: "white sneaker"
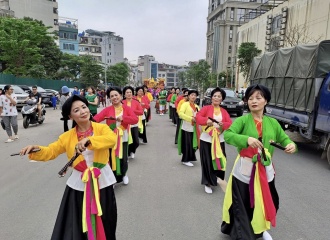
(14, 135, 19, 140)
(123, 175, 129, 185)
(262, 231, 273, 240)
(5, 138, 14, 143)
(182, 162, 194, 167)
(130, 153, 135, 159)
(205, 185, 213, 194)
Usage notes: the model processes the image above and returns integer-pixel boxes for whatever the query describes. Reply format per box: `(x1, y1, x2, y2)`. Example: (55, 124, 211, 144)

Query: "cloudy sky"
(57, 0, 208, 65)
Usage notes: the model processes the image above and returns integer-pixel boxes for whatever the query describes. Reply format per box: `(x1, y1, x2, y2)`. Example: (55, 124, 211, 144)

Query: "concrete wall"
(237, 0, 330, 88)
(9, 0, 58, 31)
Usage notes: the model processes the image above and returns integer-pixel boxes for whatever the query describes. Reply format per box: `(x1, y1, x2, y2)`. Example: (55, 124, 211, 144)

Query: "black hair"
(61, 95, 89, 120)
(32, 85, 37, 89)
(106, 86, 122, 98)
(211, 87, 226, 100)
(3, 85, 11, 93)
(135, 86, 144, 96)
(122, 86, 135, 98)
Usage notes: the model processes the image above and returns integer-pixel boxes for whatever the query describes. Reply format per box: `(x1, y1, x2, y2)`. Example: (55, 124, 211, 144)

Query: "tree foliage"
(184, 60, 211, 93)
(238, 42, 261, 80)
(106, 62, 130, 87)
(80, 55, 104, 86)
(0, 17, 61, 78)
(59, 53, 83, 80)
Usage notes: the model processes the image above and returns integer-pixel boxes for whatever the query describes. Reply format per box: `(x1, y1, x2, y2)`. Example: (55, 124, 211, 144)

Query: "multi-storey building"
(0, 0, 14, 17)
(206, 0, 267, 74)
(78, 29, 124, 65)
(8, 0, 59, 31)
(58, 17, 78, 55)
(137, 55, 156, 84)
(236, 0, 330, 88)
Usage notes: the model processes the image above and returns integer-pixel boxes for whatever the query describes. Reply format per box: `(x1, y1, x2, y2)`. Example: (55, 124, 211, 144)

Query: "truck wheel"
(23, 116, 30, 129)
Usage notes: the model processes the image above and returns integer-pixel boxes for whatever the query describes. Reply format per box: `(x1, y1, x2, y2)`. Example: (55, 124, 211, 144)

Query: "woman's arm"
(224, 117, 249, 149)
(88, 95, 99, 106)
(221, 108, 232, 130)
(122, 106, 139, 125)
(195, 106, 209, 125)
(93, 108, 108, 123)
(179, 102, 193, 122)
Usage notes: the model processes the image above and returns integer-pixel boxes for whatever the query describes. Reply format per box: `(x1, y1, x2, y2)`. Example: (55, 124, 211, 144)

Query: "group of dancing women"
(19, 82, 297, 240)
(19, 85, 153, 240)
(167, 84, 297, 240)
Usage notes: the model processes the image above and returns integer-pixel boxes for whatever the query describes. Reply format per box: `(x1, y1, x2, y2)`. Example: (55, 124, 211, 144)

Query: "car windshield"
(224, 89, 235, 97)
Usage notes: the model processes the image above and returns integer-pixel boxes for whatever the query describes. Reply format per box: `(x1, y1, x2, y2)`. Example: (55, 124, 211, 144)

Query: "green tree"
(0, 17, 61, 78)
(107, 62, 130, 87)
(185, 60, 211, 93)
(238, 42, 261, 81)
(59, 53, 83, 80)
(177, 71, 187, 88)
(80, 55, 103, 86)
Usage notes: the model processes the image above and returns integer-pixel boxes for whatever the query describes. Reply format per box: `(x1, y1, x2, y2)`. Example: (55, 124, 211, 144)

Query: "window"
(229, 26, 233, 42)
(63, 43, 75, 51)
(230, 8, 235, 20)
(228, 57, 231, 64)
(271, 15, 282, 34)
(107, 53, 109, 56)
(228, 45, 232, 53)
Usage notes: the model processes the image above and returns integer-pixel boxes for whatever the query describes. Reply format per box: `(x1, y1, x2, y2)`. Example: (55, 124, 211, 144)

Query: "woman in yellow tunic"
(20, 95, 118, 240)
(178, 89, 200, 167)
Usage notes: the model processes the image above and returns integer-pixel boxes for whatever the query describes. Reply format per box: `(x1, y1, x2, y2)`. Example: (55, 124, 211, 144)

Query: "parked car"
(18, 85, 53, 107)
(44, 88, 59, 96)
(0, 84, 29, 110)
(202, 87, 244, 116)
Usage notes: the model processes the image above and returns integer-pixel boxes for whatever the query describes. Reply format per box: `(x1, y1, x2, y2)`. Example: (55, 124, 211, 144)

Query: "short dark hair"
(32, 85, 37, 89)
(106, 86, 122, 98)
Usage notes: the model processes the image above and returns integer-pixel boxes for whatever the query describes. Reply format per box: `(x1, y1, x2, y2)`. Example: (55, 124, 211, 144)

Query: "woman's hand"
(75, 138, 90, 154)
(20, 145, 40, 156)
(247, 137, 263, 149)
(206, 119, 213, 126)
(284, 143, 296, 154)
(191, 117, 196, 123)
(116, 116, 123, 122)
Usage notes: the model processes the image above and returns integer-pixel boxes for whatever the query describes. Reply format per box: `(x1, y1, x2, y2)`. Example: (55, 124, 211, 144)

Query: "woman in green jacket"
(221, 84, 296, 240)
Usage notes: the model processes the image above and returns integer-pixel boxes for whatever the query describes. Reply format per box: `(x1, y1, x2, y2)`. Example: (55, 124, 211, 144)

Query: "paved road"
(1, 104, 330, 240)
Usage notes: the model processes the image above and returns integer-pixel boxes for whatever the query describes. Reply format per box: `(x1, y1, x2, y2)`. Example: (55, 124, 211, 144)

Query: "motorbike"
(21, 100, 46, 129)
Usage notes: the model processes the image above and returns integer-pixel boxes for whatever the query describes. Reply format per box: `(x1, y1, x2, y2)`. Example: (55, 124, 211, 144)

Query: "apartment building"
(206, 0, 267, 74)
(0, 0, 14, 17)
(58, 17, 79, 55)
(8, 0, 59, 31)
(78, 29, 124, 65)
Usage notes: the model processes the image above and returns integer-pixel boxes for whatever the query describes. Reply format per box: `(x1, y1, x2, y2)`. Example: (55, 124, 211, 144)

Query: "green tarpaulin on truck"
(249, 40, 330, 113)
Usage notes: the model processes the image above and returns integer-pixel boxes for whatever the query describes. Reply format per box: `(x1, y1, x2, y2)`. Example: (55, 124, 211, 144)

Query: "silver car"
(0, 84, 29, 110)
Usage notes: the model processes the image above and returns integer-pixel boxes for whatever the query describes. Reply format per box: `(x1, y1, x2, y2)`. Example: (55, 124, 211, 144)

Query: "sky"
(57, 0, 208, 65)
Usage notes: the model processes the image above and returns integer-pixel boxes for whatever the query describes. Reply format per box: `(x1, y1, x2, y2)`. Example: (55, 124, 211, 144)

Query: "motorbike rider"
(24, 86, 42, 121)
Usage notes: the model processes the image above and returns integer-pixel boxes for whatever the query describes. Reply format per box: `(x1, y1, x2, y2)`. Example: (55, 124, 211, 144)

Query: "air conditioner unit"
(282, 7, 288, 12)
(265, 46, 270, 50)
(282, 18, 286, 23)
(280, 30, 286, 35)
(266, 40, 270, 45)
(267, 15, 273, 19)
(267, 19, 272, 24)
(279, 40, 284, 46)
(266, 30, 271, 35)
(266, 35, 271, 40)
(283, 12, 287, 17)
(266, 25, 271, 30)
(281, 23, 286, 29)
(280, 35, 285, 41)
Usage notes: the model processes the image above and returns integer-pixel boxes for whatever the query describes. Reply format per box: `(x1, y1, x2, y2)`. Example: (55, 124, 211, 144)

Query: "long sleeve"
(179, 102, 193, 122)
(93, 108, 109, 123)
(29, 136, 67, 161)
(133, 100, 144, 116)
(88, 123, 116, 150)
(123, 106, 139, 125)
(224, 116, 250, 150)
(195, 105, 210, 125)
(221, 108, 232, 130)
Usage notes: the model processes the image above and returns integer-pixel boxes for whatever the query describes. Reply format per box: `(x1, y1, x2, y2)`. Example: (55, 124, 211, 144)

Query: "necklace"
(76, 125, 93, 141)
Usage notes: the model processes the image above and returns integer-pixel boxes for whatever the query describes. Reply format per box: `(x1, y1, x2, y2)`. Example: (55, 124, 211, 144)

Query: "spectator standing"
(60, 86, 71, 132)
(0, 85, 19, 143)
(86, 86, 99, 116)
(72, 86, 80, 96)
(51, 93, 58, 110)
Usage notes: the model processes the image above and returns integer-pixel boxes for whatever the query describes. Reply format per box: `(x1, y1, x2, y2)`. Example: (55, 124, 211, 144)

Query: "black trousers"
(128, 127, 139, 155)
